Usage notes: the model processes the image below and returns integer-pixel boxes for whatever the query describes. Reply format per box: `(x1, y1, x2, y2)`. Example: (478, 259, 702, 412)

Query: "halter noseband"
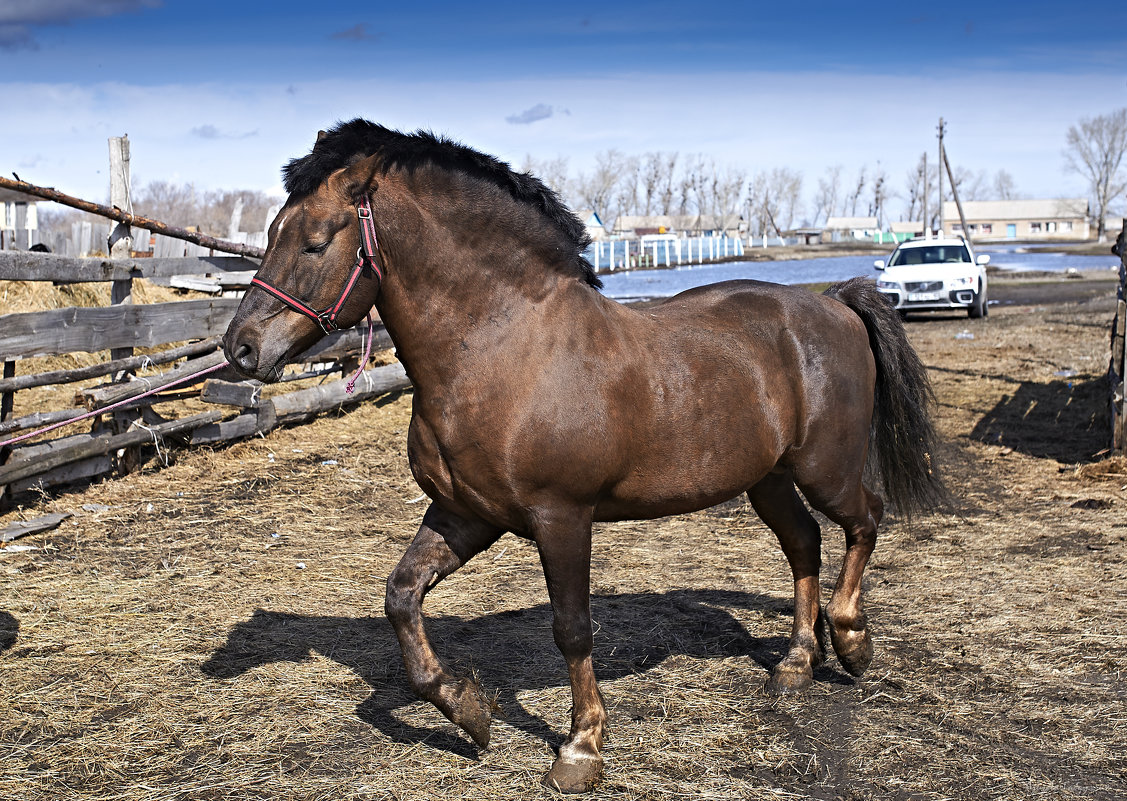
(250, 195, 384, 334)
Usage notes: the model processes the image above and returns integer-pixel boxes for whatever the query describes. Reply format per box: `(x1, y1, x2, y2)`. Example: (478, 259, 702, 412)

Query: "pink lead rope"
(0, 359, 230, 451)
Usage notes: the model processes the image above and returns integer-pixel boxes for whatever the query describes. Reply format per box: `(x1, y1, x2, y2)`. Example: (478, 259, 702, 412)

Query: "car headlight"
(947, 276, 976, 289)
(876, 279, 898, 290)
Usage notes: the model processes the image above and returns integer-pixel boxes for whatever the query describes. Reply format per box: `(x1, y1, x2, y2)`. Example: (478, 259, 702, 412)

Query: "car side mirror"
(976, 254, 990, 266)
(874, 259, 885, 270)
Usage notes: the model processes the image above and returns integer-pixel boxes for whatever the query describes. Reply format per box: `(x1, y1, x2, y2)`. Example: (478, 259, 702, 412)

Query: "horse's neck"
(376, 243, 575, 384)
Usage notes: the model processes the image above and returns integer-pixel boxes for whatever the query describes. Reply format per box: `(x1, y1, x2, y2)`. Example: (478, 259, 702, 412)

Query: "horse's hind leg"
(747, 471, 827, 695)
(384, 504, 503, 747)
(800, 480, 884, 678)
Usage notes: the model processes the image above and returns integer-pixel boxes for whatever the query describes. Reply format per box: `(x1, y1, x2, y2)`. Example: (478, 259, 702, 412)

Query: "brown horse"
(223, 119, 945, 792)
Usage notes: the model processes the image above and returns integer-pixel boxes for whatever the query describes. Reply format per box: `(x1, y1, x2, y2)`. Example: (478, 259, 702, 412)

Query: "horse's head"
(223, 155, 383, 382)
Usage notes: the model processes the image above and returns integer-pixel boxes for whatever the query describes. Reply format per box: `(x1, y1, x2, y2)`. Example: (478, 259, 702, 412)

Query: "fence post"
(1, 360, 13, 509)
(108, 135, 134, 355)
(107, 135, 144, 471)
(1112, 220, 1127, 455)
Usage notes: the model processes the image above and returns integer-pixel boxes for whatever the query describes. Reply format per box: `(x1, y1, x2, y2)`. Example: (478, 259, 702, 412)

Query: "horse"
(222, 118, 945, 793)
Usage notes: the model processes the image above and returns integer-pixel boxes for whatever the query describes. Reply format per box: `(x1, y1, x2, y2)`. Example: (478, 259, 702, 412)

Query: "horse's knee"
(383, 569, 417, 624)
(552, 615, 593, 658)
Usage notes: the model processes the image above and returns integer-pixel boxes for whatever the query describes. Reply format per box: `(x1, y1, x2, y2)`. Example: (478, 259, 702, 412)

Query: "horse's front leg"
(384, 504, 502, 747)
(534, 510, 607, 794)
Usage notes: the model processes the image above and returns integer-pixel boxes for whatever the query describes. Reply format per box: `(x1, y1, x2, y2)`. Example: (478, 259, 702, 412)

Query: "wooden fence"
(0, 249, 409, 505)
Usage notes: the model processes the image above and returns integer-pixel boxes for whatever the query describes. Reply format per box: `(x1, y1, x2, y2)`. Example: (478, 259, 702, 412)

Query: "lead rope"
(345, 313, 375, 395)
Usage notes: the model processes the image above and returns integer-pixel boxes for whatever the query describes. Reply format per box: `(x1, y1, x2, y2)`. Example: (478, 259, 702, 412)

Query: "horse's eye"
(304, 242, 329, 255)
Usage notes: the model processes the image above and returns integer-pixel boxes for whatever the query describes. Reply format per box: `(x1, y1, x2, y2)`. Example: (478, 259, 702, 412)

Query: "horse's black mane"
(283, 118, 600, 289)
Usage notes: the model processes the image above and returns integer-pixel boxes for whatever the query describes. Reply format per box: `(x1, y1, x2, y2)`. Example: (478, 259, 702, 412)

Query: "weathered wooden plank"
(0, 250, 259, 282)
(1, 512, 73, 543)
(200, 379, 262, 408)
(272, 363, 410, 422)
(82, 350, 230, 407)
(170, 275, 223, 294)
(0, 407, 86, 436)
(188, 406, 276, 445)
(0, 337, 220, 394)
(0, 300, 240, 359)
(0, 175, 265, 259)
(11, 455, 112, 494)
(0, 410, 224, 485)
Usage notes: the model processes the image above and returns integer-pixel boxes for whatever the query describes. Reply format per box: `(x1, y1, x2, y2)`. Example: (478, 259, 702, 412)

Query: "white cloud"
(2, 69, 1117, 219)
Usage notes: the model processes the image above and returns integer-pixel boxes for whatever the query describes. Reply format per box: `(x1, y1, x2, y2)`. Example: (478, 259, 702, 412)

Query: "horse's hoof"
(542, 756, 603, 794)
(444, 678, 493, 748)
(830, 626, 873, 677)
(765, 665, 813, 696)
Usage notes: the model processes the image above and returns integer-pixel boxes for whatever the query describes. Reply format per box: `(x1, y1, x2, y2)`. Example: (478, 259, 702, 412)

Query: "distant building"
(822, 216, 879, 242)
(941, 198, 1090, 241)
(890, 220, 925, 242)
(0, 188, 40, 250)
(574, 209, 608, 241)
(612, 213, 743, 238)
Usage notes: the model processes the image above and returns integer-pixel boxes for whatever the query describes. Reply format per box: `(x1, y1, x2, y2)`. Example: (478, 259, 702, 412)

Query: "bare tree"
(770, 168, 803, 231)
(950, 166, 988, 202)
(678, 154, 706, 217)
(812, 165, 842, 226)
(845, 166, 867, 216)
(199, 189, 283, 237)
(868, 165, 889, 229)
(133, 180, 200, 226)
(655, 152, 679, 215)
(1064, 107, 1127, 240)
(992, 169, 1018, 201)
(574, 150, 626, 225)
(747, 168, 802, 235)
(701, 162, 747, 222)
(904, 153, 935, 226)
(520, 154, 571, 201)
(612, 154, 642, 221)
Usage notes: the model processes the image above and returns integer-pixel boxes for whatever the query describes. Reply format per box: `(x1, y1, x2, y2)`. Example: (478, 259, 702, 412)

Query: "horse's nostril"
(232, 342, 256, 371)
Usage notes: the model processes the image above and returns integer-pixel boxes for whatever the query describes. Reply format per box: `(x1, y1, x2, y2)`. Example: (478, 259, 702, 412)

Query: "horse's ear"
(335, 153, 380, 202)
(316, 130, 328, 142)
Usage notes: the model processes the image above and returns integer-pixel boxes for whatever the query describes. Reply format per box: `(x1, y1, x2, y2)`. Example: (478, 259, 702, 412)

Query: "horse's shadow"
(0, 611, 17, 653)
(201, 589, 852, 757)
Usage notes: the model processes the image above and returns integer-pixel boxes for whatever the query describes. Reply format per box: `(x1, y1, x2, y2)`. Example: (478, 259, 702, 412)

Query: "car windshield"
(888, 245, 971, 266)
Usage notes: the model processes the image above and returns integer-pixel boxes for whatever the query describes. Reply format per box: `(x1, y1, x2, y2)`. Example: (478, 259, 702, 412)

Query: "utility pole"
(922, 150, 929, 239)
(937, 117, 946, 236)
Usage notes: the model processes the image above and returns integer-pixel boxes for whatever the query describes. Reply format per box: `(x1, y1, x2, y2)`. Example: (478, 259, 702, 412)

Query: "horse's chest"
(405, 408, 504, 521)
(406, 415, 455, 501)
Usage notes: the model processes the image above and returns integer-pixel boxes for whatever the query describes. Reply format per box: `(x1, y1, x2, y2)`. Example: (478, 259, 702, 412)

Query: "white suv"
(874, 237, 990, 318)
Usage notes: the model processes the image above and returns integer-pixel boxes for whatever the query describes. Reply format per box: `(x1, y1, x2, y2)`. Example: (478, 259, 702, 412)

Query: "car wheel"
(968, 289, 986, 319)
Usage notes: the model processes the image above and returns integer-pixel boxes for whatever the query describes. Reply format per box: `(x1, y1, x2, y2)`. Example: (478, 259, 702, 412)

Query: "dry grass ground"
(2, 277, 1125, 800)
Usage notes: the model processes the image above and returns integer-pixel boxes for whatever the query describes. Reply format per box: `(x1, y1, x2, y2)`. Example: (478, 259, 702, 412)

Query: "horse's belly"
(594, 434, 780, 522)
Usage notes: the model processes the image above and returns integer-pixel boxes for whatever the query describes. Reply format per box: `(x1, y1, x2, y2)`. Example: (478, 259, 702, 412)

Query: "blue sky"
(2, 0, 1126, 221)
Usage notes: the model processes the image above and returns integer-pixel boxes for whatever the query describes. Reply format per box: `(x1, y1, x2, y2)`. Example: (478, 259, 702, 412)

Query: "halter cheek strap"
(250, 195, 384, 335)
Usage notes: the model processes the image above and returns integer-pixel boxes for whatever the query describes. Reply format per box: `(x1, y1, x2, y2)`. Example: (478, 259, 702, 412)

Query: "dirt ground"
(2, 274, 1125, 800)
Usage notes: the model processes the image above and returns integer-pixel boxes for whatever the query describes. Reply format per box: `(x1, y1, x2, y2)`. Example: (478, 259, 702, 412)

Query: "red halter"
(250, 195, 384, 334)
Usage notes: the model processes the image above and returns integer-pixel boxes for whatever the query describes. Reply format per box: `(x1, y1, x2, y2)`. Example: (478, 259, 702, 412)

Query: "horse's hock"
(1113, 220, 1127, 454)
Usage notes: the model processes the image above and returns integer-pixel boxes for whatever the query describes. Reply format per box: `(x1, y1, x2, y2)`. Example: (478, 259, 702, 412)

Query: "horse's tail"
(824, 277, 949, 517)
